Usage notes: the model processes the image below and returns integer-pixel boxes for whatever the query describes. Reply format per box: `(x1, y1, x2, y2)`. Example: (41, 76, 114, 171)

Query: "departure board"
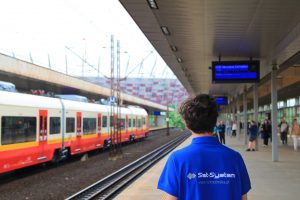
(212, 60, 260, 83)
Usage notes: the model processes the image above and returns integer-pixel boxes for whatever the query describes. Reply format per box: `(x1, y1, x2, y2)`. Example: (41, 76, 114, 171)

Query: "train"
(0, 90, 149, 174)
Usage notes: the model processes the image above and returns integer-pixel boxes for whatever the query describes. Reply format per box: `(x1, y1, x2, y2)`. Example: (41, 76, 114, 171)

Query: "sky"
(0, 0, 176, 79)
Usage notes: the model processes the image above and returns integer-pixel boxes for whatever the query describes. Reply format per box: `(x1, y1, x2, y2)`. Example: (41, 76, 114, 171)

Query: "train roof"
(0, 91, 147, 115)
(0, 90, 61, 109)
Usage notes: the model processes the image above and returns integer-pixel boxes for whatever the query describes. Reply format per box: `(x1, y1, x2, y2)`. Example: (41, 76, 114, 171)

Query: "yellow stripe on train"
(0, 141, 38, 151)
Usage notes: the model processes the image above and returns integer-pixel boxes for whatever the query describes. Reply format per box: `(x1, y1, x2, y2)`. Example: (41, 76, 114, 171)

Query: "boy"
(157, 94, 251, 200)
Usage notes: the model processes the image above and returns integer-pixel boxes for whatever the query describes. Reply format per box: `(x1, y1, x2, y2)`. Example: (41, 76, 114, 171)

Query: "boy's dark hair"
(179, 94, 218, 133)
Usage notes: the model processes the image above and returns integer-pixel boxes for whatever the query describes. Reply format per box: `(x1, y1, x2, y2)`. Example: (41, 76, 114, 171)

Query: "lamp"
(170, 45, 177, 52)
(177, 57, 183, 63)
(147, 0, 158, 9)
(161, 26, 170, 35)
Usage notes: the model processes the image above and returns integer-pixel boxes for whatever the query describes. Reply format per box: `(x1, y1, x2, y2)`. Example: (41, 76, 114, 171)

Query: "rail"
(65, 131, 191, 200)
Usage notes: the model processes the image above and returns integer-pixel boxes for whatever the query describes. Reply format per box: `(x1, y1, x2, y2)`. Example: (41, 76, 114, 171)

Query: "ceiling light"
(177, 57, 183, 63)
(161, 26, 170, 35)
(170, 45, 177, 52)
(147, 0, 158, 9)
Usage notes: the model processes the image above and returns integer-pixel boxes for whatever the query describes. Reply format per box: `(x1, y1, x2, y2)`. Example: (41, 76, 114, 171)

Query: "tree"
(169, 110, 185, 128)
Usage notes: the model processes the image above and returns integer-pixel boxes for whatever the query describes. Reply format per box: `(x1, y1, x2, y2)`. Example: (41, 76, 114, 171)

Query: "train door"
(96, 113, 102, 148)
(136, 116, 138, 137)
(126, 115, 129, 141)
(75, 112, 82, 153)
(38, 110, 48, 161)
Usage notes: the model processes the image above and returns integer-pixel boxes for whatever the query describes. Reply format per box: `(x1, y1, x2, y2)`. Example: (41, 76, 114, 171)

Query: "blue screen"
(215, 97, 228, 105)
(212, 61, 259, 83)
(154, 111, 161, 116)
(215, 65, 257, 79)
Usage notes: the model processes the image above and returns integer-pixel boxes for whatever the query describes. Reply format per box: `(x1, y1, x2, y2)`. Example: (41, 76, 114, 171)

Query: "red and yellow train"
(0, 91, 149, 174)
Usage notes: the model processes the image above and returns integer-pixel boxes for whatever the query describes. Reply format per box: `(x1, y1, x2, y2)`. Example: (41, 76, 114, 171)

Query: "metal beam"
(243, 89, 248, 145)
(253, 83, 259, 151)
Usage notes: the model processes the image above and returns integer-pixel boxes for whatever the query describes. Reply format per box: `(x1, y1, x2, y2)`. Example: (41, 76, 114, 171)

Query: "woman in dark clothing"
(246, 120, 258, 151)
(218, 121, 226, 144)
(262, 119, 271, 146)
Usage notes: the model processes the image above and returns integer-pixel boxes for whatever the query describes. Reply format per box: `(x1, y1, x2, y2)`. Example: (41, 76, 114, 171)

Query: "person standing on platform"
(232, 121, 237, 137)
(213, 124, 219, 140)
(291, 118, 300, 151)
(157, 94, 251, 200)
(261, 119, 271, 147)
(279, 118, 289, 144)
(246, 120, 258, 151)
(218, 121, 226, 144)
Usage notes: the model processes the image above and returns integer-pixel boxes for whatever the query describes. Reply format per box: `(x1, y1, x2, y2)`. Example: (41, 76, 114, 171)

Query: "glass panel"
(50, 117, 61, 134)
(119, 119, 125, 130)
(39, 116, 43, 134)
(98, 115, 101, 130)
(102, 116, 107, 128)
(1, 116, 36, 145)
(110, 116, 114, 127)
(128, 119, 132, 127)
(77, 115, 82, 133)
(287, 98, 296, 107)
(83, 118, 96, 135)
(66, 117, 75, 133)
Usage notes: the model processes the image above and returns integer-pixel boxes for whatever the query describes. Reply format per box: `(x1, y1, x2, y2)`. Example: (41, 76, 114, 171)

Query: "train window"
(138, 119, 142, 128)
(142, 118, 146, 126)
(66, 117, 75, 133)
(110, 116, 117, 127)
(132, 119, 136, 127)
(83, 118, 96, 135)
(102, 116, 107, 128)
(128, 119, 132, 127)
(1, 116, 36, 145)
(50, 117, 61, 134)
(119, 119, 125, 130)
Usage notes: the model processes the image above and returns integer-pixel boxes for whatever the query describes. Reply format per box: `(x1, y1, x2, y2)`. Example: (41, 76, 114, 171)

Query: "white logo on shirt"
(198, 172, 236, 179)
(187, 173, 197, 180)
(187, 172, 236, 181)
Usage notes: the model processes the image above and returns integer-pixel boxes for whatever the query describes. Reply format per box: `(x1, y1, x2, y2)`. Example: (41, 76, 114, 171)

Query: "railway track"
(65, 131, 191, 200)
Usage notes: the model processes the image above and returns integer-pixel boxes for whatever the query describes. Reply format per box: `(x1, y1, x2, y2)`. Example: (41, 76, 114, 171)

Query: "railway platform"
(115, 133, 300, 200)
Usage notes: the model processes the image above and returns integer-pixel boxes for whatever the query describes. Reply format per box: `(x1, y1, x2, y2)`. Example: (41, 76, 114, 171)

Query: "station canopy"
(120, 0, 300, 96)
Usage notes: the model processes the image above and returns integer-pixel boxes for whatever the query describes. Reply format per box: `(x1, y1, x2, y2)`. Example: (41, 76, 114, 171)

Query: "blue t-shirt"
(157, 136, 251, 200)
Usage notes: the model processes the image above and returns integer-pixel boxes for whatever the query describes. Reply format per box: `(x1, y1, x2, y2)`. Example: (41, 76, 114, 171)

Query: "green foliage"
(168, 111, 185, 128)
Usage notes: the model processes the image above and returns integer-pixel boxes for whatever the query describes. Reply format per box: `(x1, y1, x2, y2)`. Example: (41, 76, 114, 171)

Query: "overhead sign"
(109, 96, 116, 103)
(212, 60, 260, 83)
(215, 96, 228, 105)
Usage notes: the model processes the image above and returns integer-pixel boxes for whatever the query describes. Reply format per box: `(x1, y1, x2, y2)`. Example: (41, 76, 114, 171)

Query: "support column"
(232, 98, 236, 122)
(243, 89, 248, 145)
(236, 96, 241, 140)
(253, 83, 259, 150)
(271, 66, 279, 161)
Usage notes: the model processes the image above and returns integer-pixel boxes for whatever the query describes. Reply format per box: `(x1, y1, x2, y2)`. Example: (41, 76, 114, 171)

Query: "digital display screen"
(154, 111, 161, 116)
(215, 97, 228, 105)
(212, 60, 260, 83)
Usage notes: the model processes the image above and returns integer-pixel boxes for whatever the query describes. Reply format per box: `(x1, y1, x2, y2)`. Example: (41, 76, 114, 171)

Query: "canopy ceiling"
(120, 0, 300, 96)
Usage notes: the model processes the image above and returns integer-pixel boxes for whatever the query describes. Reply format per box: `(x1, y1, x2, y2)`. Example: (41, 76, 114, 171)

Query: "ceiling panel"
(120, 0, 300, 96)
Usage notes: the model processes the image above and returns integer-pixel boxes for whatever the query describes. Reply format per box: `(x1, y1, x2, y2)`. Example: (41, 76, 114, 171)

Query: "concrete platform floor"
(115, 133, 300, 200)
